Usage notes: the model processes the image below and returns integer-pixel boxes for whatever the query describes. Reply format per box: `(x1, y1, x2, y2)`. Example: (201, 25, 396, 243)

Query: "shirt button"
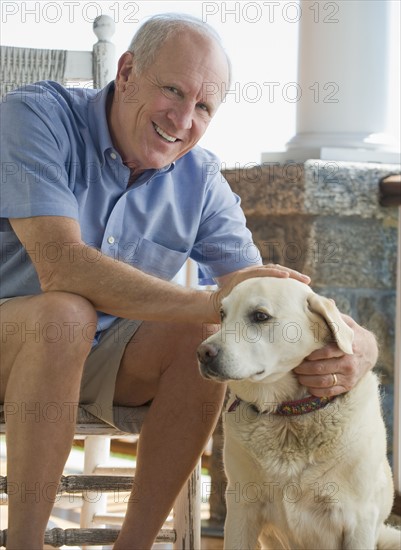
(107, 236, 115, 244)
(110, 152, 117, 160)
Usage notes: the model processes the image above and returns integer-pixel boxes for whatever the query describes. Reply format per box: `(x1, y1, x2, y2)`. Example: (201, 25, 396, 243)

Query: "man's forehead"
(150, 32, 229, 87)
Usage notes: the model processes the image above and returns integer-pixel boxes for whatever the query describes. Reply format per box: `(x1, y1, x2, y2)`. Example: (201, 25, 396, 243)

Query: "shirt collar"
(87, 81, 115, 163)
(87, 81, 175, 175)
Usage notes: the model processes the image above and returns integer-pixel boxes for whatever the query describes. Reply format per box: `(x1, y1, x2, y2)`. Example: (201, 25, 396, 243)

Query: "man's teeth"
(154, 123, 177, 143)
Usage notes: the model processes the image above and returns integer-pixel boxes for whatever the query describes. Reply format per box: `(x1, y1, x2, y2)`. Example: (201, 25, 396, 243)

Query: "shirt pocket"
(130, 238, 189, 280)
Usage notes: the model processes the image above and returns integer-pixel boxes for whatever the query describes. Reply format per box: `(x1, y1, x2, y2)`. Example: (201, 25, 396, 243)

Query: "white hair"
(127, 13, 232, 87)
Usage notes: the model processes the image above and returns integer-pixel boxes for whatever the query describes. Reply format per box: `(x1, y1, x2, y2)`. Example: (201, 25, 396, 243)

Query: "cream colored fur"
(198, 278, 399, 550)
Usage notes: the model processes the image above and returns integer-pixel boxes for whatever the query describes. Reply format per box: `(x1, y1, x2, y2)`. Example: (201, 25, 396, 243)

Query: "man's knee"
(1, 293, 97, 400)
(33, 291, 96, 322)
(33, 292, 98, 347)
(3, 292, 97, 351)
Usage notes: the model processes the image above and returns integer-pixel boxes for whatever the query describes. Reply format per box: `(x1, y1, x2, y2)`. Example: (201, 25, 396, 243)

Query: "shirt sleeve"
(0, 87, 79, 229)
(190, 157, 262, 285)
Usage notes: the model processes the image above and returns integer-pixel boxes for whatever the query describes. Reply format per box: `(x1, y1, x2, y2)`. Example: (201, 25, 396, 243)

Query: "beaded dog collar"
(228, 394, 336, 416)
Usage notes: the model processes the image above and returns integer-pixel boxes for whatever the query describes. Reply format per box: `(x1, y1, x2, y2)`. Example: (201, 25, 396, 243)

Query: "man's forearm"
(42, 243, 218, 323)
(10, 217, 308, 325)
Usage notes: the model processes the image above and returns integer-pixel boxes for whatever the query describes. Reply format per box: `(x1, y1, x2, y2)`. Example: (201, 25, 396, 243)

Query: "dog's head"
(197, 277, 354, 382)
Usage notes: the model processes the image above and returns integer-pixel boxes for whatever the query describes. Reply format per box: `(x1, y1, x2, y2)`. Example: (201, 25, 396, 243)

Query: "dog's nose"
(197, 342, 220, 364)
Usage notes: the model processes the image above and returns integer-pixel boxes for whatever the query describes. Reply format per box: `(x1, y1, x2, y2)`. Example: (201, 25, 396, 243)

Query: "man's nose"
(166, 102, 193, 130)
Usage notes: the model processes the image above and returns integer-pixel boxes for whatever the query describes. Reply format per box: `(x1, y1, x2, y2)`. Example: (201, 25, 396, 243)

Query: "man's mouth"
(152, 122, 179, 143)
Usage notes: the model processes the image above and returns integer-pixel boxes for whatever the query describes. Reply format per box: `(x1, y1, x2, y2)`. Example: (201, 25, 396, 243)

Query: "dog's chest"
(224, 404, 346, 480)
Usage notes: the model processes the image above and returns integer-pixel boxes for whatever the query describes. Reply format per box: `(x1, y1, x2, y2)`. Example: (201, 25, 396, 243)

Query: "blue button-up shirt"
(0, 81, 261, 331)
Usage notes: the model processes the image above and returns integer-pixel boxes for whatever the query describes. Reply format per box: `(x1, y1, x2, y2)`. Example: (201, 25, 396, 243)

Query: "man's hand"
(212, 263, 311, 318)
(294, 314, 379, 397)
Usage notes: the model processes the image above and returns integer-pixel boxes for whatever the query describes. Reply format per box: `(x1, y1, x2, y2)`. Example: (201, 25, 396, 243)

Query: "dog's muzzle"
(197, 342, 225, 380)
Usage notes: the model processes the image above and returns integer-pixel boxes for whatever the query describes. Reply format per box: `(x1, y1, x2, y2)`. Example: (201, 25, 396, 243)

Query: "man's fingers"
(294, 350, 345, 395)
(236, 264, 310, 285)
(296, 345, 345, 367)
(263, 264, 311, 284)
(295, 370, 346, 397)
(212, 263, 311, 319)
(294, 353, 359, 397)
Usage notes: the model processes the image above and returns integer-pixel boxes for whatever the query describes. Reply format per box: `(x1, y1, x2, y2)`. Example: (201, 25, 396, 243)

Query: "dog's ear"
(307, 293, 354, 354)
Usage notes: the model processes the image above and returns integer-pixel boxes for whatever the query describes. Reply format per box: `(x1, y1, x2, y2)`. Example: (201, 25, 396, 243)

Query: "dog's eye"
(252, 311, 272, 323)
(220, 309, 226, 321)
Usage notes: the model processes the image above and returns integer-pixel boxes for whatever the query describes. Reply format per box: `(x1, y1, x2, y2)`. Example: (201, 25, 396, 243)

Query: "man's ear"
(115, 51, 135, 89)
(307, 293, 354, 354)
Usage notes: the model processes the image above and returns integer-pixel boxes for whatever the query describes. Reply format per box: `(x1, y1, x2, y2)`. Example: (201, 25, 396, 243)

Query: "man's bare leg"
(0, 293, 97, 549)
(113, 321, 226, 549)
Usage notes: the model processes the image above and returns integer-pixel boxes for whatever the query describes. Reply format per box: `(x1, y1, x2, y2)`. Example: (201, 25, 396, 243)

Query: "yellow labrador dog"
(198, 277, 399, 550)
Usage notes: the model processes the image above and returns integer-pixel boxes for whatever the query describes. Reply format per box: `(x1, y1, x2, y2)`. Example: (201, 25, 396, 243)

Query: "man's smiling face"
(108, 31, 230, 177)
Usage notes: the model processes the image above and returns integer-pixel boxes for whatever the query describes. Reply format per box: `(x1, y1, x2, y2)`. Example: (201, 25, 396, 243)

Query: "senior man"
(0, 14, 377, 549)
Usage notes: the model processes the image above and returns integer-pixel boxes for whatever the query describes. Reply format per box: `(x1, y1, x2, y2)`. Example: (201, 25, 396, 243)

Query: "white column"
(92, 14, 116, 89)
(262, 0, 398, 163)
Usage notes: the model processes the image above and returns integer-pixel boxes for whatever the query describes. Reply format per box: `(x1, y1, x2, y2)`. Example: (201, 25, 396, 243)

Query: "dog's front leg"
(342, 513, 380, 550)
(224, 497, 263, 550)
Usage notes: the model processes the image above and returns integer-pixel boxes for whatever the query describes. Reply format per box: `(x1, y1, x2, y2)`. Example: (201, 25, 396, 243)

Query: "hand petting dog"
(294, 314, 378, 397)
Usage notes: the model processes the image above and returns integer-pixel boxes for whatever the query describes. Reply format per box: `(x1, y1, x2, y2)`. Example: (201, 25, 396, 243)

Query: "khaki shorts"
(0, 297, 142, 428)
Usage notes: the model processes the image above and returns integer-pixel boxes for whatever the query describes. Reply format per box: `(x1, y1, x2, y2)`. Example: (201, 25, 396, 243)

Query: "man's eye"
(164, 86, 179, 95)
(197, 102, 209, 113)
(252, 311, 272, 323)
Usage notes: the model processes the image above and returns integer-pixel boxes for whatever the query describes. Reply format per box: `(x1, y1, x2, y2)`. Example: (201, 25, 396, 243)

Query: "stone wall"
(223, 159, 399, 463)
